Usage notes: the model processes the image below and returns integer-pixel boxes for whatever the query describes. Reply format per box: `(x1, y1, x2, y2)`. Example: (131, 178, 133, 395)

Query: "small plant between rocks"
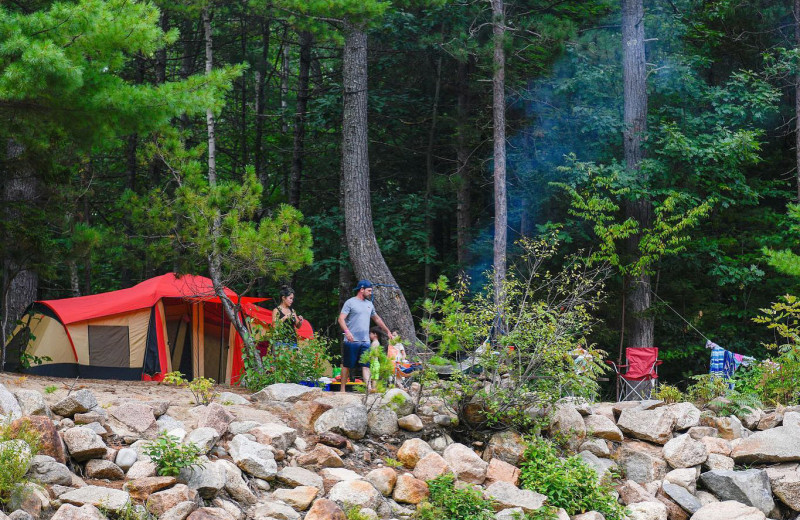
(143, 432, 203, 477)
(0, 418, 40, 510)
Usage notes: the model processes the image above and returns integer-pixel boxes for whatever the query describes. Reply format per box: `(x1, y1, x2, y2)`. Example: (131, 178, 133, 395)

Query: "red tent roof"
(40, 273, 253, 325)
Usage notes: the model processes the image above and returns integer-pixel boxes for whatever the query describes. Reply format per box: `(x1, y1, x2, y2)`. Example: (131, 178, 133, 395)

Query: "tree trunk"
(456, 59, 472, 267)
(341, 26, 417, 345)
(202, 7, 260, 371)
(424, 55, 443, 296)
(203, 7, 217, 185)
(795, 0, 800, 202)
(622, 0, 653, 348)
(492, 0, 507, 313)
(2, 139, 39, 368)
(240, 16, 248, 169)
(280, 37, 289, 135)
(290, 30, 313, 208)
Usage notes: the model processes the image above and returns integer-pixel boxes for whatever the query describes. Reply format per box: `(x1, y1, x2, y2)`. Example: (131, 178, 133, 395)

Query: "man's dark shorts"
(342, 341, 370, 368)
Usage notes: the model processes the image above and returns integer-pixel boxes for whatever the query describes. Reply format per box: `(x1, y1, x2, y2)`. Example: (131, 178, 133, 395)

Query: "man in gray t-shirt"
(337, 280, 394, 392)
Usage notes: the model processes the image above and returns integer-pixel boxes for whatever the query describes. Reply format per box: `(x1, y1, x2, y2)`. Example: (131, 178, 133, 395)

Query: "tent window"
(88, 325, 130, 367)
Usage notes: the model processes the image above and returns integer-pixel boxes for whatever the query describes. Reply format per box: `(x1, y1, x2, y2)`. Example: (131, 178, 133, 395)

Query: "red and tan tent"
(5, 273, 312, 383)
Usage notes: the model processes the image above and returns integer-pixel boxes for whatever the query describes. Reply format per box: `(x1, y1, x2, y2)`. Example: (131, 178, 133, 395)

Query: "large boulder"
(109, 401, 158, 440)
(483, 430, 527, 465)
(698, 469, 774, 515)
(626, 501, 668, 520)
(228, 434, 277, 480)
(617, 407, 677, 445)
(382, 388, 414, 416)
(367, 406, 399, 436)
(11, 416, 65, 463)
(51, 390, 97, 417)
(251, 383, 321, 403)
(304, 499, 346, 520)
(146, 484, 195, 516)
(85, 459, 124, 480)
(123, 476, 177, 501)
(485, 457, 520, 487)
(27, 455, 72, 486)
(250, 423, 297, 451)
(278, 467, 324, 490)
(197, 404, 234, 437)
(392, 474, 429, 504)
(617, 441, 669, 484)
(0, 383, 23, 420)
(549, 403, 586, 438)
(291, 401, 332, 430)
(661, 482, 702, 515)
(296, 444, 343, 470)
(49, 504, 107, 520)
(314, 405, 368, 440)
(13, 389, 50, 417)
(180, 459, 226, 499)
(443, 443, 488, 485)
(365, 468, 397, 496)
(60, 486, 130, 512)
(328, 480, 384, 510)
(668, 403, 701, 431)
(396, 438, 434, 469)
(583, 414, 624, 442)
(662, 434, 708, 469)
(483, 482, 546, 512)
(413, 452, 451, 482)
(62, 426, 107, 461)
(273, 486, 319, 511)
(765, 463, 800, 511)
(731, 425, 800, 463)
(689, 501, 766, 520)
(578, 450, 618, 482)
(186, 427, 220, 454)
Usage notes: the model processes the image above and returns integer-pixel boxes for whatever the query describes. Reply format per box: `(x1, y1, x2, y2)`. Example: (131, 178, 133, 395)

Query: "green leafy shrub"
(686, 374, 729, 407)
(0, 419, 40, 508)
(519, 437, 626, 520)
(143, 432, 203, 477)
(751, 295, 800, 405)
(414, 474, 495, 520)
(242, 333, 334, 390)
(44, 385, 58, 394)
(420, 235, 611, 430)
(654, 384, 684, 404)
(160, 372, 216, 406)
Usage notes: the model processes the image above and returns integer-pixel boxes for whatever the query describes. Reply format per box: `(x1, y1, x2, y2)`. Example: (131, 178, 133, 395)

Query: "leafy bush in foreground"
(144, 432, 203, 477)
(0, 419, 40, 509)
(519, 437, 626, 520)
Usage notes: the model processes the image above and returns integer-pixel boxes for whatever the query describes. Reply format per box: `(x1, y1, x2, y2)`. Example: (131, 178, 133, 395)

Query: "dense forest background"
(3, 0, 800, 391)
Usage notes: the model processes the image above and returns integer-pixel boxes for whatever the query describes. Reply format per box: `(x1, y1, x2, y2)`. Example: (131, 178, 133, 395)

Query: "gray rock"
(661, 482, 702, 514)
(314, 404, 368, 440)
(0, 384, 23, 420)
(228, 421, 260, 435)
(662, 434, 708, 469)
(157, 415, 184, 433)
(85, 459, 124, 480)
(703, 453, 735, 471)
(664, 468, 698, 494)
(250, 501, 301, 520)
(159, 502, 197, 520)
(59, 486, 130, 512)
(398, 414, 424, 432)
(584, 413, 623, 441)
(368, 406, 399, 436)
(115, 448, 137, 471)
(186, 427, 220, 454)
(277, 467, 324, 490)
(617, 441, 668, 484)
(197, 403, 234, 437)
(731, 425, 800, 463)
(8, 511, 35, 520)
(217, 459, 256, 505)
(179, 459, 226, 499)
(483, 482, 546, 512)
(549, 403, 586, 438)
(328, 480, 384, 511)
(228, 434, 277, 480)
(578, 450, 618, 481)
(27, 455, 72, 486)
(13, 389, 50, 417)
(250, 383, 320, 403)
(49, 503, 108, 520)
(249, 423, 297, 451)
(668, 402, 701, 431)
(217, 392, 250, 405)
(625, 501, 668, 520)
(580, 438, 611, 458)
(699, 469, 775, 515)
(382, 389, 414, 416)
(51, 390, 97, 417)
(62, 427, 107, 461)
(617, 407, 677, 445)
(443, 443, 488, 484)
(483, 430, 527, 466)
(689, 501, 766, 520)
(765, 463, 800, 511)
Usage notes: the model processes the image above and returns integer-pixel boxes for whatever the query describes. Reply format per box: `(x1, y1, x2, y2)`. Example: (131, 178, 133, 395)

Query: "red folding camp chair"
(605, 347, 663, 401)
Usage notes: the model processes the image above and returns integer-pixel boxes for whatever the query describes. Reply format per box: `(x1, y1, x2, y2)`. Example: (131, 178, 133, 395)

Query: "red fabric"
(154, 302, 168, 379)
(242, 302, 314, 339)
(231, 333, 244, 386)
(621, 347, 660, 380)
(40, 273, 242, 325)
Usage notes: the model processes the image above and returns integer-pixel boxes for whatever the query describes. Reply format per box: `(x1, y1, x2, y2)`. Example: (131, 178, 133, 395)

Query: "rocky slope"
(2, 378, 800, 520)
